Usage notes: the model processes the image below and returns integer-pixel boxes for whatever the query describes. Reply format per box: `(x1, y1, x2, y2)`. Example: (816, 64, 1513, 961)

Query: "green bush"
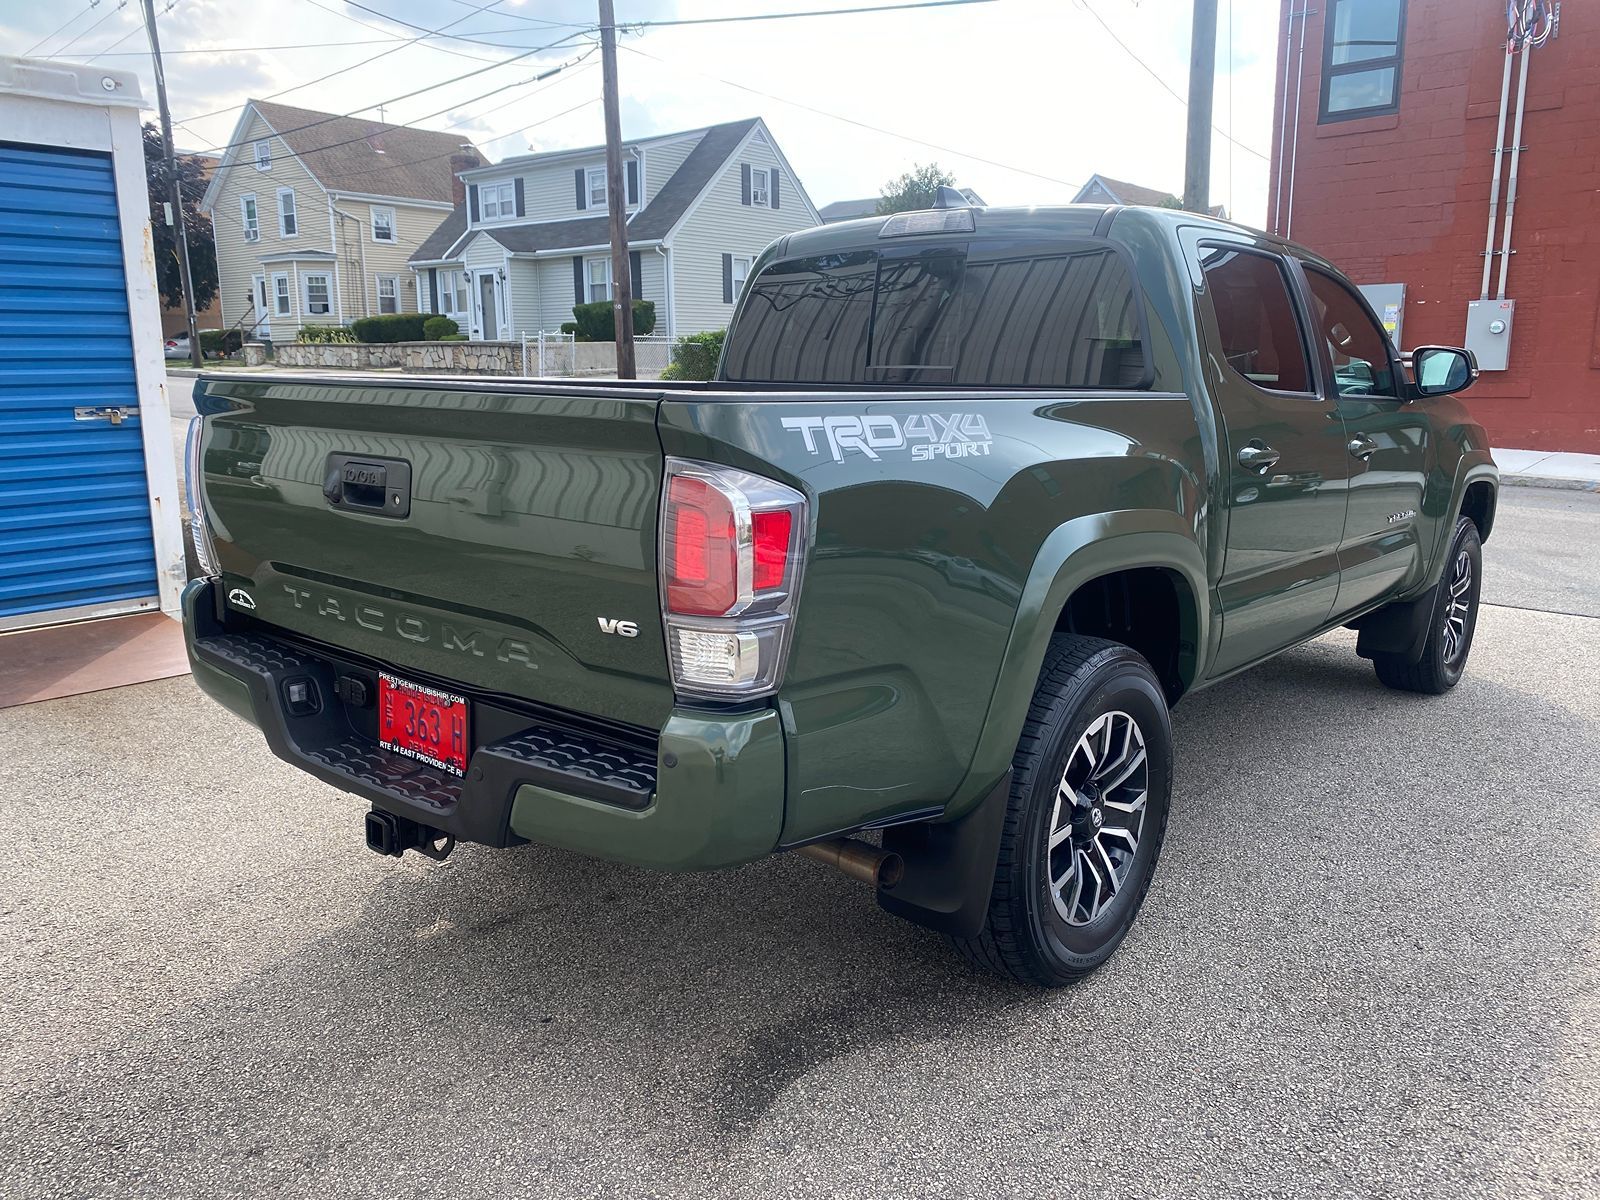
(422, 315, 459, 340)
(438, 333, 468, 341)
(351, 313, 428, 343)
(659, 329, 726, 381)
(297, 324, 356, 344)
(570, 299, 656, 342)
(559, 322, 578, 336)
(198, 329, 244, 357)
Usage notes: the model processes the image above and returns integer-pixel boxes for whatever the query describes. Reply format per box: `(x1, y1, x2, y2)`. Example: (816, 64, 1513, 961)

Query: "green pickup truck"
(182, 201, 1496, 986)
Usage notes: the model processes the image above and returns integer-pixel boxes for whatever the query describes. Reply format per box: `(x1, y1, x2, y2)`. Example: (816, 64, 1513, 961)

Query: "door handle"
(1237, 442, 1280, 473)
(1348, 434, 1379, 461)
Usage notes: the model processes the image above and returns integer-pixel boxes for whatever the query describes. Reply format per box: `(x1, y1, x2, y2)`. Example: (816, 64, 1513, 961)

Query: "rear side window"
(1200, 247, 1313, 393)
(720, 241, 1146, 388)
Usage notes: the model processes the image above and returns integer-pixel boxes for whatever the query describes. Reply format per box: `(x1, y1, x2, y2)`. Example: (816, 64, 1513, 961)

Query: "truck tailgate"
(196, 375, 673, 730)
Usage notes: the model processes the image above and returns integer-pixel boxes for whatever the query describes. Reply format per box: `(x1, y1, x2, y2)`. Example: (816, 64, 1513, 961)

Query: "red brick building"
(1267, 0, 1598, 451)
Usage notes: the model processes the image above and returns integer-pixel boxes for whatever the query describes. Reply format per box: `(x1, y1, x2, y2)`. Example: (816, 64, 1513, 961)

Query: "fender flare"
(1421, 456, 1498, 591)
(947, 509, 1209, 817)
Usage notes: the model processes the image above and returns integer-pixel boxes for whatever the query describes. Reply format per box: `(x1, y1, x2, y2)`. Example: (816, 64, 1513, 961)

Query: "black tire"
(1373, 516, 1483, 695)
(954, 635, 1173, 987)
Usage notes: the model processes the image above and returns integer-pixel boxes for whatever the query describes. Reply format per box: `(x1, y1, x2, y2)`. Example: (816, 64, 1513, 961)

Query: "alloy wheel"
(1443, 548, 1473, 665)
(1046, 710, 1149, 927)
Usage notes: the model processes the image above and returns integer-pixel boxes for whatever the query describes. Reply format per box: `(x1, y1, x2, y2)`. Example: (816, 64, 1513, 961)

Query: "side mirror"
(1411, 345, 1478, 398)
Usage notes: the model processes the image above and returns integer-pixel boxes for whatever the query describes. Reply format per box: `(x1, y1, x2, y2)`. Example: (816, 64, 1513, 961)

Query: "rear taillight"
(184, 415, 220, 578)
(660, 458, 807, 699)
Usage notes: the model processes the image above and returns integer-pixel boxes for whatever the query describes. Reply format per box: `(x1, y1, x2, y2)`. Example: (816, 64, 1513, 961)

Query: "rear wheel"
(954, 636, 1172, 987)
(1373, 516, 1483, 694)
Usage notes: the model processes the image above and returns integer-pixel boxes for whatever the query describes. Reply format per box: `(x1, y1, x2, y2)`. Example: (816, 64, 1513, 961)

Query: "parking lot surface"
(3, 488, 1597, 1199)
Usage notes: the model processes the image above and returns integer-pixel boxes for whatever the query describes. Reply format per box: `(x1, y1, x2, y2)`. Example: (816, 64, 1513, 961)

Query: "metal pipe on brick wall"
(1497, 42, 1534, 300)
(1480, 42, 1517, 300)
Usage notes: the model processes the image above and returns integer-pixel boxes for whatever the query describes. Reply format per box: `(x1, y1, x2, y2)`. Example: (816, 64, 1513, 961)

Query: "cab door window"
(1302, 266, 1398, 397)
(1199, 247, 1313, 394)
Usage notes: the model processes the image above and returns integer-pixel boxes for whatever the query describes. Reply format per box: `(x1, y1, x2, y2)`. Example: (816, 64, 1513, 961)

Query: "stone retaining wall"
(270, 338, 671, 378)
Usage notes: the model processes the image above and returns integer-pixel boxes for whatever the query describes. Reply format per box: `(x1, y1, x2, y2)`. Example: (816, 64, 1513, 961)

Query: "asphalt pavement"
(2, 489, 1598, 1199)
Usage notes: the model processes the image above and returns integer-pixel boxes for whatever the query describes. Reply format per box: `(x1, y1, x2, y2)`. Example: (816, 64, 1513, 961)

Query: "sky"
(4, 0, 1280, 225)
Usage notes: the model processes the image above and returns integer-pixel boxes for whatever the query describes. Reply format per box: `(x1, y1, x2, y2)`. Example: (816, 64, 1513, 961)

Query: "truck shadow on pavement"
(9, 629, 1598, 1195)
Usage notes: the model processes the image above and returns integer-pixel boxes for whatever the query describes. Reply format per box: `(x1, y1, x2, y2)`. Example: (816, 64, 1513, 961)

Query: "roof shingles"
(251, 99, 478, 205)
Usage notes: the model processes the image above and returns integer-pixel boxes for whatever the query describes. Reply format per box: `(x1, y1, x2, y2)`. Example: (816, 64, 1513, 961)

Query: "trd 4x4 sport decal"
(780, 413, 993, 463)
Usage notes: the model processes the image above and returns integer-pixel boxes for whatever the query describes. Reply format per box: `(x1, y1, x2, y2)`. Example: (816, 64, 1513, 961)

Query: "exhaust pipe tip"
(795, 838, 902, 890)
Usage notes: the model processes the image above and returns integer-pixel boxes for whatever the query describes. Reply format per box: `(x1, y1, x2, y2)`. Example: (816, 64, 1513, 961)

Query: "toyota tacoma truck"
(182, 200, 1497, 987)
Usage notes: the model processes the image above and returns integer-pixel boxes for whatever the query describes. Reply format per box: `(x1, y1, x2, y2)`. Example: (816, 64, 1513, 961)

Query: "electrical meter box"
(1465, 299, 1515, 371)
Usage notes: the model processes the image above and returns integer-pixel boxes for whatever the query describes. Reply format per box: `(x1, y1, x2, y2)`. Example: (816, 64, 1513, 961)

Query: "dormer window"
(254, 140, 271, 171)
(586, 167, 606, 208)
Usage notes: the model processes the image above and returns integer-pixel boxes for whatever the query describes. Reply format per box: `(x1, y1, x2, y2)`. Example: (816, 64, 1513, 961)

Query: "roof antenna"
(932, 185, 968, 209)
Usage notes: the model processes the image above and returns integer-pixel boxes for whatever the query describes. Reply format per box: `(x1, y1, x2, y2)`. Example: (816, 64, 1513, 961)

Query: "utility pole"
(1183, 0, 1218, 215)
(598, 0, 635, 379)
(141, 0, 202, 368)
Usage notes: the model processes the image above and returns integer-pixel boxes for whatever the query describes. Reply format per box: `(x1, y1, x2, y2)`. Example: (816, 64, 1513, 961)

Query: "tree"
(876, 162, 957, 215)
(141, 122, 218, 311)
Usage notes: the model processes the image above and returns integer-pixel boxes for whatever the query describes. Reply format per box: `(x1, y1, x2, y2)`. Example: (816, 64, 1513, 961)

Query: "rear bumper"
(181, 578, 785, 870)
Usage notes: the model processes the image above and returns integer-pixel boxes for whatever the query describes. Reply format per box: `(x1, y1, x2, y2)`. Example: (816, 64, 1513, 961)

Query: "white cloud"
(4, 0, 1276, 225)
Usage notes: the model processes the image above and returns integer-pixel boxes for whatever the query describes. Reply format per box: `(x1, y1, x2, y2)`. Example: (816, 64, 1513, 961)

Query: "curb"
(1501, 472, 1600, 492)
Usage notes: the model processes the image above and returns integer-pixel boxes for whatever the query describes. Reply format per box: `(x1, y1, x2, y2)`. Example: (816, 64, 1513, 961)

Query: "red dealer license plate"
(377, 672, 470, 776)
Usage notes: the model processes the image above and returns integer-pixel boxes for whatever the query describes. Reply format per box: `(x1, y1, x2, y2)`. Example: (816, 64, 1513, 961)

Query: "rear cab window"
(720, 237, 1149, 389)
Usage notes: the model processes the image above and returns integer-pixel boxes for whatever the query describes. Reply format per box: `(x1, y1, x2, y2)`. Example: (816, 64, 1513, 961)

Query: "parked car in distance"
(181, 199, 1497, 987)
(163, 332, 191, 359)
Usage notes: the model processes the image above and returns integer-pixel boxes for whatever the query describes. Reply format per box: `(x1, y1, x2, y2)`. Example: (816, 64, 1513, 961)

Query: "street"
(3, 488, 1598, 1199)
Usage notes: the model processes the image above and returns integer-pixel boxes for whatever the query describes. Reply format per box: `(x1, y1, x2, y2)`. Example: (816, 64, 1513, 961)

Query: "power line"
(616, 0, 996, 30)
(189, 44, 595, 167)
(176, 0, 573, 125)
(24, 1, 100, 56)
(1076, 0, 1267, 161)
(47, 0, 132, 59)
(179, 25, 591, 140)
(337, 0, 595, 51)
(619, 43, 1083, 191)
(296, 0, 538, 67)
(83, 27, 581, 56)
(85, 0, 176, 62)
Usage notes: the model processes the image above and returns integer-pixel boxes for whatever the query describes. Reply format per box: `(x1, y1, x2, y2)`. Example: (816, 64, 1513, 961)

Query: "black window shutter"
(575, 168, 587, 209)
(722, 253, 734, 304)
(428, 268, 439, 313)
(513, 177, 525, 217)
(740, 163, 751, 206)
(629, 250, 642, 298)
(468, 183, 480, 223)
(573, 256, 585, 305)
(770, 169, 780, 210)
(626, 159, 639, 206)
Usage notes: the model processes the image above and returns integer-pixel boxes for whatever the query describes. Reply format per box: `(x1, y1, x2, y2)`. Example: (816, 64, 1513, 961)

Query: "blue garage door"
(0, 141, 158, 628)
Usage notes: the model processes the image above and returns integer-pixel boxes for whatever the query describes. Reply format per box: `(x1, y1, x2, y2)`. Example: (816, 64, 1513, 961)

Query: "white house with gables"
(200, 100, 482, 340)
(408, 117, 819, 339)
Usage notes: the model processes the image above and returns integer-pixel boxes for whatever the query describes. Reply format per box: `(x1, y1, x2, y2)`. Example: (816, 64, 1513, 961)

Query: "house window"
(732, 254, 753, 300)
(377, 275, 400, 314)
(276, 188, 297, 237)
(586, 167, 607, 208)
(438, 268, 469, 315)
(587, 256, 611, 303)
(254, 140, 271, 171)
(304, 272, 331, 315)
(749, 167, 769, 207)
(240, 194, 259, 242)
(371, 206, 396, 242)
(272, 273, 291, 317)
(1320, 0, 1405, 122)
(480, 182, 515, 220)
